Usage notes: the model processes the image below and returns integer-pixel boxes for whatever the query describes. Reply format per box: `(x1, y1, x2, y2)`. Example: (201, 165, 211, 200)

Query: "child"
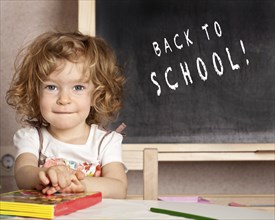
(6, 31, 127, 199)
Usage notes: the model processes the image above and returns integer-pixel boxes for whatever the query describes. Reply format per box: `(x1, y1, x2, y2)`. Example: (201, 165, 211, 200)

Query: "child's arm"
(14, 153, 82, 191)
(39, 162, 127, 198)
(15, 153, 47, 189)
(15, 153, 127, 198)
(80, 162, 128, 199)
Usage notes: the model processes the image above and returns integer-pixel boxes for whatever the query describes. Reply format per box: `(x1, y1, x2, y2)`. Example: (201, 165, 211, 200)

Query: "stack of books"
(0, 189, 102, 219)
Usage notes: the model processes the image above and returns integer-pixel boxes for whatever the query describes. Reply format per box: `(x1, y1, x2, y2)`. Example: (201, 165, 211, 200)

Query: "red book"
(0, 190, 102, 219)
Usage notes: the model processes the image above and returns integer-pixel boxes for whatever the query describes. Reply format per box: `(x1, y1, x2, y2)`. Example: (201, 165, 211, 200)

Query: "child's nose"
(57, 90, 71, 105)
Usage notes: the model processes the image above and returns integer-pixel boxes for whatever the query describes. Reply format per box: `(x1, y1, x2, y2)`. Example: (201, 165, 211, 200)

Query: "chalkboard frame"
(79, 1, 275, 149)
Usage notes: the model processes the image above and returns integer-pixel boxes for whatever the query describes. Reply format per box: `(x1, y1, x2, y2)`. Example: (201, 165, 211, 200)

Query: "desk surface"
(54, 199, 274, 220)
(3, 199, 274, 220)
(128, 194, 275, 212)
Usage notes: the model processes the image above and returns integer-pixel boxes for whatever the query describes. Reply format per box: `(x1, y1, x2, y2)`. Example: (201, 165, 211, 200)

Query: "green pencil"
(150, 207, 217, 220)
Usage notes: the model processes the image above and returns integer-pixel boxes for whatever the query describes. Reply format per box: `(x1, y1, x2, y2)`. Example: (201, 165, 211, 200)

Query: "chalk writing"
(150, 20, 249, 96)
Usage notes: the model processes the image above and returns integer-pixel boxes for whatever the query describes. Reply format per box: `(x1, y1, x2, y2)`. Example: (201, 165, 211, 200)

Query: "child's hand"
(39, 165, 73, 190)
(41, 172, 85, 195)
(36, 165, 85, 194)
(59, 173, 86, 193)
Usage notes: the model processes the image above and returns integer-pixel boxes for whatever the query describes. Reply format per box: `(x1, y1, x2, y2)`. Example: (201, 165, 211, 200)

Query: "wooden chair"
(122, 146, 158, 200)
(122, 143, 274, 200)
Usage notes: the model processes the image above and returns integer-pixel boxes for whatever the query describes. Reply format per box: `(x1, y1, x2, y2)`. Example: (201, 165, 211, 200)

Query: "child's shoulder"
(13, 126, 40, 147)
(15, 126, 38, 137)
(90, 124, 124, 143)
(91, 123, 126, 136)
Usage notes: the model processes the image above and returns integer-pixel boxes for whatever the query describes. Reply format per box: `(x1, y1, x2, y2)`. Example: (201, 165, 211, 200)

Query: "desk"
(3, 199, 274, 219)
(127, 194, 275, 212)
(55, 199, 274, 220)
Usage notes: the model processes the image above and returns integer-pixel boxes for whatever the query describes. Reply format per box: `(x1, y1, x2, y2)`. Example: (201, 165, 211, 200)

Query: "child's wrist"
(80, 178, 87, 192)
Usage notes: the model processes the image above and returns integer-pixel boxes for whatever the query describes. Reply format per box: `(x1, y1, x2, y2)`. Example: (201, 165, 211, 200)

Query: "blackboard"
(96, 0, 275, 143)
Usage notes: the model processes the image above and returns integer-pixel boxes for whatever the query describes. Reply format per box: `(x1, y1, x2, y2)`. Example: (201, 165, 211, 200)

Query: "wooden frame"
(78, 0, 96, 36)
(123, 144, 275, 167)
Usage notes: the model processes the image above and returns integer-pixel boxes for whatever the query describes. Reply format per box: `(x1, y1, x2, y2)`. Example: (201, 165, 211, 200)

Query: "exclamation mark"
(240, 40, 249, 65)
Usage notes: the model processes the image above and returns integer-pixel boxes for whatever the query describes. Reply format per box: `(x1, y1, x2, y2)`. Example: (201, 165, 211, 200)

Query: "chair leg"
(143, 148, 158, 200)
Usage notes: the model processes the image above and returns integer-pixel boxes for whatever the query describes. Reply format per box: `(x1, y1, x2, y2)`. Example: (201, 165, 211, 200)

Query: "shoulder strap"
(36, 127, 46, 167)
(97, 123, 126, 161)
(115, 123, 126, 135)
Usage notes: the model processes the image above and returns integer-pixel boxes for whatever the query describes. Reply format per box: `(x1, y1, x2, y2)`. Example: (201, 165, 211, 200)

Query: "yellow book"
(0, 190, 102, 219)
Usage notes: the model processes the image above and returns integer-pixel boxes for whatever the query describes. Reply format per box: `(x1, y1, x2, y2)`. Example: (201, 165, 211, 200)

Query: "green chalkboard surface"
(96, 0, 275, 143)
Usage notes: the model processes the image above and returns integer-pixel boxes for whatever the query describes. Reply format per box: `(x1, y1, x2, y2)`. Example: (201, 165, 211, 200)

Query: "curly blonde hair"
(6, 31, 125, 128)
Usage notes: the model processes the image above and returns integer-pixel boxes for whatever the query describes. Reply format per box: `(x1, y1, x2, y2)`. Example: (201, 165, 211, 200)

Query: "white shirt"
(14, 124, 125, 168)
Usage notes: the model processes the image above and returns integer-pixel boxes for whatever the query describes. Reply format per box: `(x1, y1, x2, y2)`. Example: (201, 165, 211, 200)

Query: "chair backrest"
(122, 145, 158, 200)
(122, 143, 274, 200)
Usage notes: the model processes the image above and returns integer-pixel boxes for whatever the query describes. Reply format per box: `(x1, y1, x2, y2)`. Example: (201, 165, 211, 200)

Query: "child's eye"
(45, 85, 57, 91)
(73, 85, 85, 91)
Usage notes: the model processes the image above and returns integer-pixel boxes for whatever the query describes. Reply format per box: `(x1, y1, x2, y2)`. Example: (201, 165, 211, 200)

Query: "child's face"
(39, 60, 94, 132)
